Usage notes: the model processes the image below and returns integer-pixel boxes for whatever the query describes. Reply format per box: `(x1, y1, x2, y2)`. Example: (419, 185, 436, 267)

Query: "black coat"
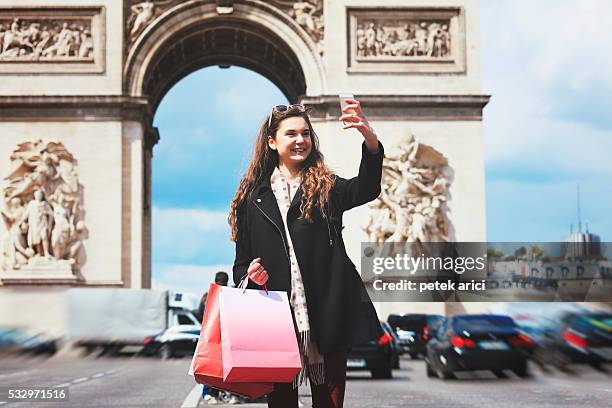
(232, 140, 385, 354)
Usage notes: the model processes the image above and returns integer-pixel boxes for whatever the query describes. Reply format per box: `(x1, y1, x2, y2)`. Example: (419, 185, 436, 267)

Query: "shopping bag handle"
(238, 273, 269, 295)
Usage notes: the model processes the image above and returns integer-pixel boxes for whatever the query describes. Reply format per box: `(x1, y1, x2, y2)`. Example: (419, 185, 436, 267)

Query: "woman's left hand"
(339, 99, 379, 153)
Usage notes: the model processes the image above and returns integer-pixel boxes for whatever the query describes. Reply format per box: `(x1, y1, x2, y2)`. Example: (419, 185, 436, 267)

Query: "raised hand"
(339, 98, 379, 153)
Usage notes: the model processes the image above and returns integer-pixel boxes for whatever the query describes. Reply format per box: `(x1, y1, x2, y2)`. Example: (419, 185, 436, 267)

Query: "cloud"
(150, 278, 170, 291)
(154, 207, 227, 230)
(486, 178, 612, 241)
(152, 262, 234, 302)
(481, 0, 612, 179)
(483, 0, 612, 91)
(212, 68, 288, 126)
(152, 206, 235, 264)
(151, 127, 223, 190)
(480, 0, 612, 240)
(483, 113, 612, 178)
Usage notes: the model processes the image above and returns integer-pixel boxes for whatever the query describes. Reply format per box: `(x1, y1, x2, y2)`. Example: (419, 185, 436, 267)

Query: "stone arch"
(124, 0, 326, 113)
(0, 0, 491, 306)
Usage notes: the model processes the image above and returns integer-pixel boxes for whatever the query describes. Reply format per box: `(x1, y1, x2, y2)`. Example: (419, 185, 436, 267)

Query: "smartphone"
(339, 93, 354, 125)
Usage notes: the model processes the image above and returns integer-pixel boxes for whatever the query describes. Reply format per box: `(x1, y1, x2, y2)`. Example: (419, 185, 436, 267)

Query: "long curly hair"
(229, 106, 337, 242)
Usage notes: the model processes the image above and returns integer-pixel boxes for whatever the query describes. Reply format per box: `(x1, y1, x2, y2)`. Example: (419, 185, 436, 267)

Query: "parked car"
(488, 301, 587, 368)
(0, 328, 58, 356)
(381, 321, 402, 369)
(347, 321, 397, 378)
(142, 324, 201, 359)
(423, 314, 445, 344)
(388, 313, 443, 359)
(511, 323, 551, 367)
(425, 314, 533, 379)
(534, 311, 612, 371)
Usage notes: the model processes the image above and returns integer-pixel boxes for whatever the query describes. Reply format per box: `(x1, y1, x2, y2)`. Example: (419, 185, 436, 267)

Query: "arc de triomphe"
(0, 0, 488, 330)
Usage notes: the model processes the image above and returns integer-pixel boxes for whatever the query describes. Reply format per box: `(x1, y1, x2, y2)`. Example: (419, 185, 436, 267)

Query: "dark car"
(142, 324, 200, 359)
(381, 321, 402, 369)
(425, 314, 533, 379)
(388, 313, 443, 359)
(536, 311, 612, 371)
(511, 322, 551, 368)
(347, 321, 398, 378)
(0, 328, 58, 356)
(423, 314, 445, 343)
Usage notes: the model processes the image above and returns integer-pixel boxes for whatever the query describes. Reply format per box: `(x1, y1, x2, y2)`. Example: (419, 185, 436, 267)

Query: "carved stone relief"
(279, 1, 324, 54)
(126, 0, 180, 46)
(0, 7, 105, 73)
(355, 19, 451, 59)
(1, 140, 86, 277)
(0, 18, 93, 61)
(348, 8, 465, 73)
(363, 132, 454, 244)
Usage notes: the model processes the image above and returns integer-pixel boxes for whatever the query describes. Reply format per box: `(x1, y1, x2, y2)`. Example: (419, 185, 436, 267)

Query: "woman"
(228, 99, 384, 408)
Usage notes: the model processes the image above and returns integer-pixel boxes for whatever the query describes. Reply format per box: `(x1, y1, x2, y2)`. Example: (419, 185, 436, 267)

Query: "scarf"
(270, 166, 325, 388)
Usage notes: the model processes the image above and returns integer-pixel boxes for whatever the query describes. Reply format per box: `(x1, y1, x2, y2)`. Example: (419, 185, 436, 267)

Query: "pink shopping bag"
(219, 280, 302, 383)
(188, 283, 274, 399)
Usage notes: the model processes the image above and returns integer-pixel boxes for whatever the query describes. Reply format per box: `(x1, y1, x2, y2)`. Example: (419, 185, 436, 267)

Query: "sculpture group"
(356, 19, 451, 58)
(0, 17, 93, 60)
(364, 132, 453, 244)
(1, 140, 85, 272)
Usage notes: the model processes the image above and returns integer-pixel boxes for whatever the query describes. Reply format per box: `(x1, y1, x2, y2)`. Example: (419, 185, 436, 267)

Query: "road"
(0, 352, 193, 407)
(1, 353, 611, 407)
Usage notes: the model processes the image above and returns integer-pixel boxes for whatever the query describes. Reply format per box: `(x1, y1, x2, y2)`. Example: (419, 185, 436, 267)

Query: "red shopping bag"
(189, 283, 273, 399)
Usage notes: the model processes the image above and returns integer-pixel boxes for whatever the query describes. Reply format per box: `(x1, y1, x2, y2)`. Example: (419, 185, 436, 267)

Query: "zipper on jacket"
(253, 200, 291, 263)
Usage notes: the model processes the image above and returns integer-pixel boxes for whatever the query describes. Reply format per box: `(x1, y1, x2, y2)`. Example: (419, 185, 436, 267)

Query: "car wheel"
(426, 361, 436, 378)
(102, 345, 121, 357)
(409, 352, 419, 359)
(533, 348, 550, 371)
(159, 344, 173, 360)
(513, 360, 530, 378)
(591, 362, 608, 373)
(553, 350, 570, 372)
(492, 369, 507, 378)
(436, 367, 455, 380)
(81, 345, 97, 357)
(371, 361, 393, 379)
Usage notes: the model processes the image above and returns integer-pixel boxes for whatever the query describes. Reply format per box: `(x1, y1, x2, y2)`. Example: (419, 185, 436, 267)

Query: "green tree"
(530, 245, 544, 260)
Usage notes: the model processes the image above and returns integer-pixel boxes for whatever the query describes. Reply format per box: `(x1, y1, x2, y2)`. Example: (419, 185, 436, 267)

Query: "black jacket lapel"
(288, 184, 303, 216)
(253, 179, 289, 248)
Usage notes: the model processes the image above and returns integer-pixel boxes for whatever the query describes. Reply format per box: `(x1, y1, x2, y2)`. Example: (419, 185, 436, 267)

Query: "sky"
(151, 0, 612, 296)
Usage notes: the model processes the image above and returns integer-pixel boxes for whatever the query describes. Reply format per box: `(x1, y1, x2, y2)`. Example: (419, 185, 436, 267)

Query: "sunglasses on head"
(267, 104, 306, 129)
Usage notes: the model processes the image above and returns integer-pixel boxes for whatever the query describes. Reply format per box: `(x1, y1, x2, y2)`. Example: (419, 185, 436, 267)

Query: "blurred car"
(381, 321, 402, 369)
(142, 324, 200, 359)
(535, 311, 612, 371)
(0, 328, 58, 356)
(425, 314, 533, 379)
(512, 324, 550, 366)
(347, 321, 397, 378)
(423, 314, 445, 343)
(388, 313, 443, 359)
